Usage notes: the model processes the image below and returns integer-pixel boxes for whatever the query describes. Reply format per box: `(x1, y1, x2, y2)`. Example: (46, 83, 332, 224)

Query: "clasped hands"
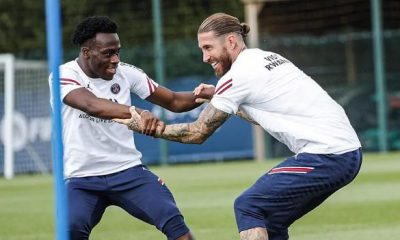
(113, 83, 215, 136)
(113, 106, 164, 136)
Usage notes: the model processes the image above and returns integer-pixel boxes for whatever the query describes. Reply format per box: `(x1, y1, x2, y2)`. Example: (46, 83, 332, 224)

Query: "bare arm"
(236, 107, 259, 125)
(64, 87, 132, 119)
(156, 104, 230, 144)
(114, 104, 230, 144)
(146, 85, 214, 113)
(64, 87, 164, 135)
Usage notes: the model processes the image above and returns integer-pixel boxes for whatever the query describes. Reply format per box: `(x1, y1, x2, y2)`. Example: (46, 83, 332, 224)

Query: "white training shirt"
(211, 49, 361, 154)
(49, 60, 158, 178)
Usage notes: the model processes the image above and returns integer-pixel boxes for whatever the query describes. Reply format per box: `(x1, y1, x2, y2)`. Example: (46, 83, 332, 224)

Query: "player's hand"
(113, 106, 144, 132)
(113, 107, 165, 136)
(193, 83, 215, 103)
(139, 110, 166, 136)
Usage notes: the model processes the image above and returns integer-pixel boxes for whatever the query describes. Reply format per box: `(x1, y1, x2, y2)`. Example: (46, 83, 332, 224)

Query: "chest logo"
(110, 83, 121, 94)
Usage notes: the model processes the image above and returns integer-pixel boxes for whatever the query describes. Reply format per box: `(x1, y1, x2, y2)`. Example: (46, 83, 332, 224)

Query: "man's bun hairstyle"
(72, 16, 118, 46)
(198, 12, 250, 38)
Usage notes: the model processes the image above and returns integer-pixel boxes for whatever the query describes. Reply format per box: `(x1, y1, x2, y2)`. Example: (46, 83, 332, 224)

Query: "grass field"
(1, 152, 399, 240)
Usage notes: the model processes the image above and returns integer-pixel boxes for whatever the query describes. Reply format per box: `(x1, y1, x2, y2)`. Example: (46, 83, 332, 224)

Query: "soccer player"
(115, 13, 363, 240)
(48, 16, 207, 240)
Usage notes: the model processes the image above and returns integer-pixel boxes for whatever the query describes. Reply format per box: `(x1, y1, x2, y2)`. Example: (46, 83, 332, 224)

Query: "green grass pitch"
(1, 152, 399, 240)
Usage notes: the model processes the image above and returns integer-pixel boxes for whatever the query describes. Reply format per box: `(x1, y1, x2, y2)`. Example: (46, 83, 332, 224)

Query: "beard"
(214, 49, 232, 78)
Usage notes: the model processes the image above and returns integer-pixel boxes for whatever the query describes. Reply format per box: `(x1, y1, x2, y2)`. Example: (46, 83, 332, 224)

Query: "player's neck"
(76, 57, 93, 78)
(231, 44, 247, 63)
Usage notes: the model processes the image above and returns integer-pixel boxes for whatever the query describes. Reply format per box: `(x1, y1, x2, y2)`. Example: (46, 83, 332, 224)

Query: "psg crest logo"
(110, 83, 120, 94)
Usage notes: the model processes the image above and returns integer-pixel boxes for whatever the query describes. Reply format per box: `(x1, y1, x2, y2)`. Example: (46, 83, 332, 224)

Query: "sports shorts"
(234, 148, 362, 239)
(67, 164, 189, 240)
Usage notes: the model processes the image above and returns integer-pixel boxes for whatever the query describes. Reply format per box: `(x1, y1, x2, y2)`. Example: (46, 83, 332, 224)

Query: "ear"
(226, 34, 238, 50)
(81, 47, 90, 59)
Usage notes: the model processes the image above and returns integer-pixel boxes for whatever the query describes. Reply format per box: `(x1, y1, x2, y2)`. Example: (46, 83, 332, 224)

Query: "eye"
(103, 49, 120, 57)
(203, 45, 212, 51)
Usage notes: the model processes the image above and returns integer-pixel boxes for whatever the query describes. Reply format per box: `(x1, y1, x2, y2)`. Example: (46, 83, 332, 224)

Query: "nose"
(202, 52, 210, 63)
(111, 54, 120, 64)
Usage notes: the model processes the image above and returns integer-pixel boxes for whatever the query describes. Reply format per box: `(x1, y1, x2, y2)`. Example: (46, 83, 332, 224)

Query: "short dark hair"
(72, 16, 118, 45)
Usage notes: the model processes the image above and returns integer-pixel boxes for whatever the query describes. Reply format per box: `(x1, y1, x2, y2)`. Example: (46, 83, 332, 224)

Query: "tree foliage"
(0, 0, 243, 56)
(0, 0, 243, 78)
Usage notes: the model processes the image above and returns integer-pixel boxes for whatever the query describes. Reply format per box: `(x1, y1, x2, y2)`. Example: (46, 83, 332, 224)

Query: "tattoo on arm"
(156, 104, 230, 144)
(236, 108, 259, 125)
(239, 228, 268, 240)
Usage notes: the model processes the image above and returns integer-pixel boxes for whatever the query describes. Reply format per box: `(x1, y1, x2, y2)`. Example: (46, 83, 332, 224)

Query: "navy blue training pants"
(234, 149, 362, 240)
(66, 165, 189, 240)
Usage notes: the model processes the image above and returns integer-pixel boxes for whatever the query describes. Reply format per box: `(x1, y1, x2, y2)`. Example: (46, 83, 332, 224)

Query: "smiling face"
(81, 33, 121, 80)
(198, 31, 232, 78)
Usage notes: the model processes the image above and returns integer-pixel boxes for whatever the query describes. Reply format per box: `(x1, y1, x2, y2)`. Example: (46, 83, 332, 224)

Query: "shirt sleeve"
(48, 65, 84, 107)
(125, 65, 159, 99)
(210, 74, 250, 114)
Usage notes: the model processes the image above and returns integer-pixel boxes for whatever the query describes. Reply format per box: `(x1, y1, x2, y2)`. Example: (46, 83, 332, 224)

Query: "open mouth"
(211, 62, 219, 69)
(106, 67, 117, 75)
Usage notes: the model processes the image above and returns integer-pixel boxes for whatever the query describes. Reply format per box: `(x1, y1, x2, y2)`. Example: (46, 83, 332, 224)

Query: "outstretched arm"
(114, 104, 230, 144)
(146, 85, 214, 113)
(157, 104, 229, 144)
(64, 87, 132, 119)
(64, 87, 164, 135)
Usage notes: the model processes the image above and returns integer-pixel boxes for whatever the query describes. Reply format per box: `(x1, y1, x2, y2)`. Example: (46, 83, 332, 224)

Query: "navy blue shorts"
(234, 148, 362, 240)
(66, 165, 189, 240)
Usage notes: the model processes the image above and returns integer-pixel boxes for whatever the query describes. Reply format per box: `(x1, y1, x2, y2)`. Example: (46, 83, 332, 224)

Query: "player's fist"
(140, 110, 165, 136)
(114, 106, 165, 137)
(193, 83, 215, 103)
(113, 106, 144, 132)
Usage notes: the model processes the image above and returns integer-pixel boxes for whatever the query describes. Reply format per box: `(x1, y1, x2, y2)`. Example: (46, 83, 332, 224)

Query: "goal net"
(0, 54, 51, 178)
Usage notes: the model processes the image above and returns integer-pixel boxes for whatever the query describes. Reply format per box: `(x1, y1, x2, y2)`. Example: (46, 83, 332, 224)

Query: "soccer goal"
(1, 54, 15, 179)
(0, 54, 52, 179)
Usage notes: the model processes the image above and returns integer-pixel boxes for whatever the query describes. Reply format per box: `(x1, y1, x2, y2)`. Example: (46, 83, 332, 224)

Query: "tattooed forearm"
(239, 228, 268, 240)
(155, 123, 204, 144)
(155, 104, 230, 144)
(236, 108, 259, 125)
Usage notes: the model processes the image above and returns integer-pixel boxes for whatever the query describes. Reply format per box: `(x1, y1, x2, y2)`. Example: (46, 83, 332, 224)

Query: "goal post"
(1, 54, 52, 179)
(1, 54, 15, 179)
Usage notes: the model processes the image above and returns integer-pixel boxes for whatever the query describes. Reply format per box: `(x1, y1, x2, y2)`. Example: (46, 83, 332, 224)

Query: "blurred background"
(1, 0, 399, 176)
